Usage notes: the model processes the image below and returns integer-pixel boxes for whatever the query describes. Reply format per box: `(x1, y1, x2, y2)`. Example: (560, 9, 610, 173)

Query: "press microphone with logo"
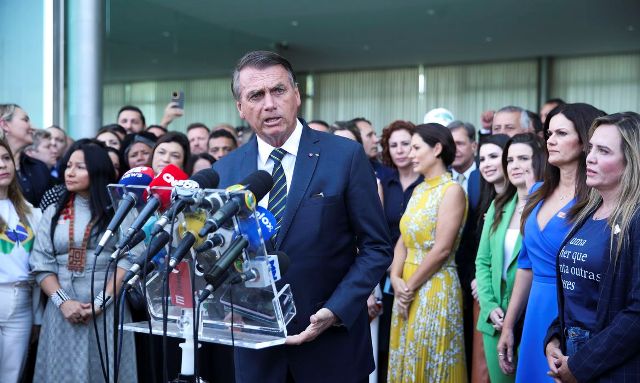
(198, 170, 274, 237)
(123, 230, 172, 286)
(230, 251, 290, 287)
(165, 210, 209, 273)
(117, 164, 188, 249)
(150, 168, 220, 237)
(171, 168, 220, 208)
(198, 235, 249, 301)
(95, 166, 155, 256)
(195, 206, 276, 253)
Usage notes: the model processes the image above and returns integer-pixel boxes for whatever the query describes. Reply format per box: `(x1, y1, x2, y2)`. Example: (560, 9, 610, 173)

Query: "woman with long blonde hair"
(545, 112, 640, 382)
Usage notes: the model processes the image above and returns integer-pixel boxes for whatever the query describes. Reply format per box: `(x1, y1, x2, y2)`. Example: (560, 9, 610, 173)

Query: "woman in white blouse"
(0, 137, 42, 383)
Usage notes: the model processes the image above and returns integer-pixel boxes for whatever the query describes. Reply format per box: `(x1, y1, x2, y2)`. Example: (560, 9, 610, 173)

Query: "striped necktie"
(268, 148, 288, 236)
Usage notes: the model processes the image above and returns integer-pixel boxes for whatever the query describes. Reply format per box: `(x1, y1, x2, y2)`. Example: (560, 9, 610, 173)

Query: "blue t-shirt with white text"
(559, 216, 611, 330)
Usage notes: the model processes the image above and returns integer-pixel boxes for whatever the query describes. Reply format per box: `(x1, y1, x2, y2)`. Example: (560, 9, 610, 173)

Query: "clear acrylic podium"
(107, 184, 296, 349)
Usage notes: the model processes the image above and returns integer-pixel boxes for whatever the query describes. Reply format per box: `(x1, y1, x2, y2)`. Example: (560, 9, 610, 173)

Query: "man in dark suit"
(213, 51, 392, 383)
(448, 120, 482, 377)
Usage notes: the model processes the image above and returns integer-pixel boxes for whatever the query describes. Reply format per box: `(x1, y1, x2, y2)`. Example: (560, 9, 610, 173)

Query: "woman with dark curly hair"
(376, 120, 423, 381)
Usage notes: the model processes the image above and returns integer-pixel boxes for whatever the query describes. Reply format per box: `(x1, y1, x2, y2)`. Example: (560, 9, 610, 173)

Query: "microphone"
(198, 170, 274, 237)
(150, 169, 219, 237)
(123, 230, 172, 285)
(109, 229, 146, 261)
(230, 251, 290, 287)
(198, 235, 249, 301)
(194, 233, 225, 253)
(171, 168, 220, 206)
(95, 166, 155, 256)
(166, 232, 197, 272)
(117, 164, 188, 249)
(237, 206, 277, 250)
(164, 206, 211, 272)
(195, 206, 275, 253)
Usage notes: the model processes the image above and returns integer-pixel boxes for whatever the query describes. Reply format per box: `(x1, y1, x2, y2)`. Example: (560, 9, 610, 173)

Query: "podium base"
(123, 320, 286, 349)
(170, 375, 208, 383)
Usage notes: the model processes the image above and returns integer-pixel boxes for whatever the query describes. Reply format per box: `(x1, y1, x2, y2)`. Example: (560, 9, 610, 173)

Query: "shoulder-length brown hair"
(521, 103, 605, 226)
(0, 139, 31, 231)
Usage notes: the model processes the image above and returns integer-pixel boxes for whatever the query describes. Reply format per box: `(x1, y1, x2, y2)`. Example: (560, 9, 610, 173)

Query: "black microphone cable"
(90, 249, 109, 383)
(139, 230, 164, 383)
(162, 207, 180, 383)
(190, 252, 200, 382)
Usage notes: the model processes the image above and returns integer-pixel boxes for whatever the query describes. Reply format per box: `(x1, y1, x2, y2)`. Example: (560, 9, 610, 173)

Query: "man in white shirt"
(448, 120, 482, 377)
(213, 50, 392, 383)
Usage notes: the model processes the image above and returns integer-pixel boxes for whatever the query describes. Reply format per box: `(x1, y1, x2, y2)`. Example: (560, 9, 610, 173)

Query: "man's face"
(27, 140, 57, 167)
(492, 111, 526, 137)
(208, 137, 237, 160)
(450, 128, 477, 173)
(118, 110, 145, 134)
(540, 102, 559, 124)
(355, 121, 379, 158)
(47, 127, 66, 160)
(235, 65, 301, 147)
(188, 127, 209, 155)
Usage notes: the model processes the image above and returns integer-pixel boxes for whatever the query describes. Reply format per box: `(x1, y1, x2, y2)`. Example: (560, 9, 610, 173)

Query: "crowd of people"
(1, 49, 640, 383)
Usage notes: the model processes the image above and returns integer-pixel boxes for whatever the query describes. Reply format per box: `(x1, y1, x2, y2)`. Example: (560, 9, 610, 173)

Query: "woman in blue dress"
(496, 103, 605, 382)
(544, 112, 640, 382)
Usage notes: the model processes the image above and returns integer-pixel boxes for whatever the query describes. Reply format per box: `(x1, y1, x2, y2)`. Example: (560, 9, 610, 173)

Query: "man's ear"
(236, 101, 245, 120)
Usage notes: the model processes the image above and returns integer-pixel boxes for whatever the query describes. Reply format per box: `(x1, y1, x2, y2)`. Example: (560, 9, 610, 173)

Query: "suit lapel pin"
(308, 153, 320, 157)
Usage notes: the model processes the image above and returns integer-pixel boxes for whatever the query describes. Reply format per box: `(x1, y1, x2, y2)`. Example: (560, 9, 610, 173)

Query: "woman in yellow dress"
(388, 123, 468, 382)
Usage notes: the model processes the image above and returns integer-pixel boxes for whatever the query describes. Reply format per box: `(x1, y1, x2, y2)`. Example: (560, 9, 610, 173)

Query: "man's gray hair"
(497, 105, 531, 131)
(447, 120, 476, 142)
(25, 129, 51, 151)
(231, 51, 297, 101)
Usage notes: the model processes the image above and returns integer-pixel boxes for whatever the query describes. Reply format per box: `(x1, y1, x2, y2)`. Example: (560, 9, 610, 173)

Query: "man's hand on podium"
(285, 308, 337, 345)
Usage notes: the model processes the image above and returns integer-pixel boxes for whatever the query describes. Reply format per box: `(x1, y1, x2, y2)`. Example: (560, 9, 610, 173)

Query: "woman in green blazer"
(475, 133, 546, 383)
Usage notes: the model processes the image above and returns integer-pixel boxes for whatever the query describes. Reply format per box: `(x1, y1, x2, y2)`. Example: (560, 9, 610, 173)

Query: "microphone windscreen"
(254, 206, 276, 241)
(119, 166, 154, 205)
(237, 206, 277, 251)
(189, 168, 220, 189)
(178, 210, 208, 246)
(240, 170, 274, 201)
(147, 164, 188, 210)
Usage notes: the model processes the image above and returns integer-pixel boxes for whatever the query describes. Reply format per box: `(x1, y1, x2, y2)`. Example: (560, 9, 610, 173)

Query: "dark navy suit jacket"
(212, 121, 392, 383)
(545, 207, 640, 382)
(456, 168, 481, 290)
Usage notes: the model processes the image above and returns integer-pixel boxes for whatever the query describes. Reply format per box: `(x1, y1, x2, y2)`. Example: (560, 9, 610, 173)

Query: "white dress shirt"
(451, 162, 476, 194)
(256, 119, 303, 209)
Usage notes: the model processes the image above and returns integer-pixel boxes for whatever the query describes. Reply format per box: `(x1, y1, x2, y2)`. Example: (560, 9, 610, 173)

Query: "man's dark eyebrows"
(246, 88, 265, 98)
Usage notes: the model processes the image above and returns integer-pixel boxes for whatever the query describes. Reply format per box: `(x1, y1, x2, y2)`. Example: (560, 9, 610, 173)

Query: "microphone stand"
(171, 309, 201, 383)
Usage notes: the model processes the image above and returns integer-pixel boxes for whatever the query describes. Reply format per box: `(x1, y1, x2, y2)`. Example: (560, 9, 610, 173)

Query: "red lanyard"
(66, 194, 94, 272)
